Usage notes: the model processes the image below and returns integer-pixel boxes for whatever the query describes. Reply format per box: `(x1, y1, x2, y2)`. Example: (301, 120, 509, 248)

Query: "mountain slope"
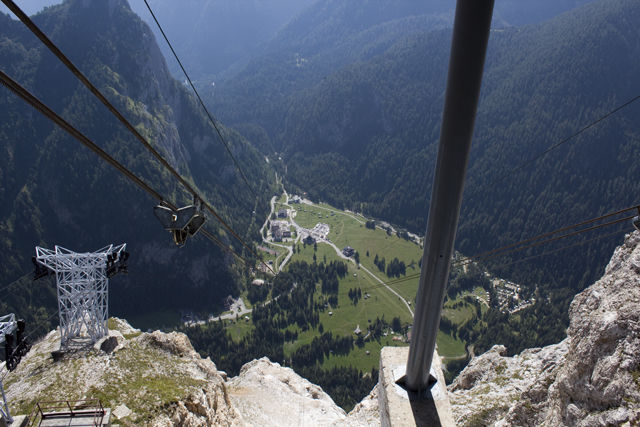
(272, 0, 640, 298)
(449, 230, 640, 426)
(202, 0, 598, 136)
(0, 0, 274, 329)
(129, 0, 316, 80)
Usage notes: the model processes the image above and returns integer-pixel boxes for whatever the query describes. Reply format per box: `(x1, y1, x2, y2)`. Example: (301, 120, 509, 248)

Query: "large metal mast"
(35, 244, 127, 350)
(404, 0, 495, 392)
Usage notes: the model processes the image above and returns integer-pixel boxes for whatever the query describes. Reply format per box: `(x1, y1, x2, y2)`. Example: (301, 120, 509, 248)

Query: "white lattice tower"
(35, 244, 126, 348)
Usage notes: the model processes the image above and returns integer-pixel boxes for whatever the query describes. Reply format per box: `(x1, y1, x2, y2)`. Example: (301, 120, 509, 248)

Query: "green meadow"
(253, 200, 480, 372)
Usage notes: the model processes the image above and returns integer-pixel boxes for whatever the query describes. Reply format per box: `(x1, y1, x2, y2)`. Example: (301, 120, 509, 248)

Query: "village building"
(342, 246, 355, 257)
(354, 325, 362, 335)
(291, 195, 301, 203)
(303, 235, 316, 245)
(277, 208, 288, 218)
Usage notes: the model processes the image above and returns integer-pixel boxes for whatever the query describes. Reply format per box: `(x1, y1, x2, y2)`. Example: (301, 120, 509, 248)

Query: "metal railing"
(29, 399, 105, 427)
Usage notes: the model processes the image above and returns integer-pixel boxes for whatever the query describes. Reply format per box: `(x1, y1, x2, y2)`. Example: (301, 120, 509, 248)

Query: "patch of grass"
(292, 242, 343, 265)
(436, 331, 467, 358)
(9, 333, 207, 425)
(224, 318, 254, 341)
(442, 299, 476, 325)
(463, 405, 511, 427)
(123, 332, 142, 340)
(255, 201, 485, 370)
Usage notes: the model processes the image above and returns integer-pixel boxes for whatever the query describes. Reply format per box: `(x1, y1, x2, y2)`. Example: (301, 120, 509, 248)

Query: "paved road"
(259, 180, 297, 273)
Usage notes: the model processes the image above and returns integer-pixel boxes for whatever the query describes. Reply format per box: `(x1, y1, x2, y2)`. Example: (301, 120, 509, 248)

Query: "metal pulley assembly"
(154, 202, 206, 246)
(106, 250, 129, 278)
(1, 314, 30, 372)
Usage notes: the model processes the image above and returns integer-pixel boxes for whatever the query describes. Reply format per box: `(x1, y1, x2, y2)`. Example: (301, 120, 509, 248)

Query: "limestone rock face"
(5, 318, 378, 426)
(448, 341, 569, 426)
(4, 319, 243, 426)
(227, 357, 379, 427)
(448, 231, 640, 426)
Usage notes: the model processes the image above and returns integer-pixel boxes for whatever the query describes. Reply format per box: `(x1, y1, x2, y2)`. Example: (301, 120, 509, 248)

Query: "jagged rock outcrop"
(227, 357, 379, 427)
(4, 318, 378, 426)
(448, 231, 640, 426)
(4, 318, 243, 426)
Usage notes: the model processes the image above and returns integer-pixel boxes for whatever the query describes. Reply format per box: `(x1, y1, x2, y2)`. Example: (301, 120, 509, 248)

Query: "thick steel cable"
(453, 204, 640, 267)
(141, 0, 265, 214)
(0, 70, 266, 274)
(0, 69, 169, 206)
(352, 224, 634, 296)
(479, 226, 634, 275)
(1, 0, 275, 275)
(354, 209, 639, 292)
(200, 228, 256, 269)
(456, 214, 635, 268)
(353, 205, 640, 291)
(1, 0, 189, 201)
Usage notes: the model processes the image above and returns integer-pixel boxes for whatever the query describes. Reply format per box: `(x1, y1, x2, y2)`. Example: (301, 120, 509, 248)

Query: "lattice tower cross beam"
(35, 244, 125, 348)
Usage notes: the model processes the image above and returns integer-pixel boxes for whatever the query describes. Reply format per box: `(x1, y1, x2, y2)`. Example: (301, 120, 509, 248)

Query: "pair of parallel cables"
(349, 204, 639, 295)
(3, 0, 640, 299)
(0, 0, 275, 274)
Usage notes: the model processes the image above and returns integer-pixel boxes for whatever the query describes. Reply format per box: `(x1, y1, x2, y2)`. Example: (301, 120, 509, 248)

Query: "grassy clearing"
(293, 207, 337, 229)
(436, 331, 466, 358)
(279, 260, 415, 373)
(293, 242, 343, 265)
(224, 318, 254, 341)
(283, 201, 475, 366)
(442, 299, 476, 324)
(320, 338, 409, 373)
(201, 200, 478, 373)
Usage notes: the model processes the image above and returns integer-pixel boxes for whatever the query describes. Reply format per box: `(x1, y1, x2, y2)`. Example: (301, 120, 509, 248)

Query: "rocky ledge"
(4, 317, 243, 426)
(228, 357, 379, 427)
(448, 231, 640, 426)
(3, 318, 377, 426)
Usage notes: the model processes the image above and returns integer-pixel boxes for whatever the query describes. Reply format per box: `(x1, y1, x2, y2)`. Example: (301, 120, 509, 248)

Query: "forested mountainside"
(129, 0, 315, 80)
(0, 0, 275, 333)
(284, 0, 640, 302)
(203, 0, 640, 351)
(200, 0, 597, 132)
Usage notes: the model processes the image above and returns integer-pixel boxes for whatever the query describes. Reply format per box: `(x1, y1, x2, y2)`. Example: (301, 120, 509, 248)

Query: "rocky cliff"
(227, 357, 379, 427)
(6, 232, 640, 426)
(448, 231, 640, 427)
(3, 318, 378, 427)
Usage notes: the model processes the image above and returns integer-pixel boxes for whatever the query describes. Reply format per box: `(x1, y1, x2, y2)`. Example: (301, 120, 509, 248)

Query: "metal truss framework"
(0, 314, 17, 423)
(35, 244, 126, 349)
